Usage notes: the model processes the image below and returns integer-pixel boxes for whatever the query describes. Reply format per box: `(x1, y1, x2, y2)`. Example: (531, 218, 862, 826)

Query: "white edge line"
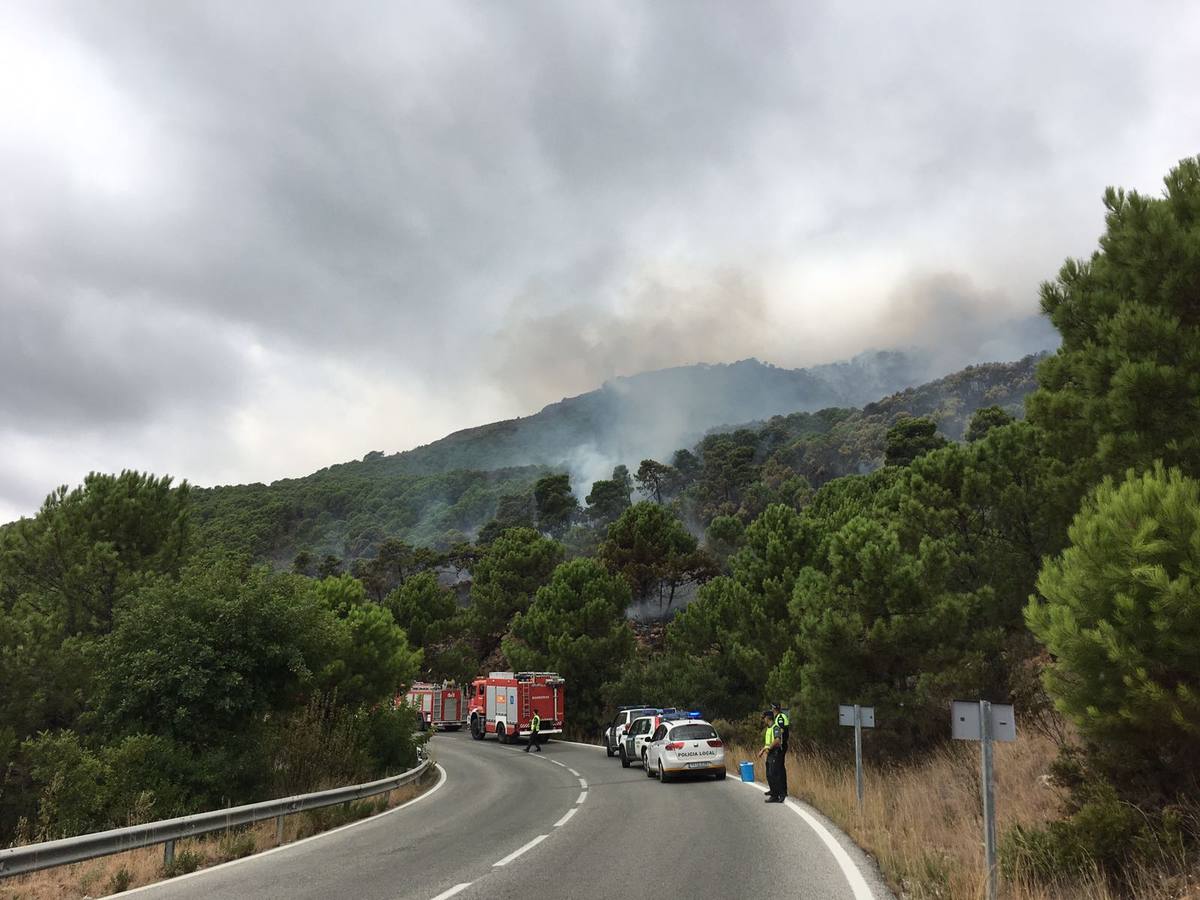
(567, 768, 580, 776)
(783, 800, 875, 900)
(550, 760, 566, 767)
(553, 807, 577, 827)
(429, 883, 473, 900)
(492, 833, 547, 867)
(554, 739, 606, 752)
(575, 791, 587, 804)
(110, 763, 449, 899)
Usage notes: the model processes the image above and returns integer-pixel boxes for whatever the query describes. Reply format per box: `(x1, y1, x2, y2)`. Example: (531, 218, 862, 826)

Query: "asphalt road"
(123, 731, 893, 900)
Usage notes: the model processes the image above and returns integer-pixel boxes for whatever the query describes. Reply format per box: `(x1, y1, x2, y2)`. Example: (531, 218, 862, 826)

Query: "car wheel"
(496, 724, 507, 744)
(715, 769, 727, 781)
(606, 742, 615, 758)
(658, 761, 670, 784)
(645, 754, 654, 778)
(619, 747, 630, 768)
(470, 717, 483, 741)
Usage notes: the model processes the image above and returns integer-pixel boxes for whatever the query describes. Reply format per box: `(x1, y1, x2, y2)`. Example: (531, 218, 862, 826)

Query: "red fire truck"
(402, 682, 466, 731)
(468, 672, 565, 743)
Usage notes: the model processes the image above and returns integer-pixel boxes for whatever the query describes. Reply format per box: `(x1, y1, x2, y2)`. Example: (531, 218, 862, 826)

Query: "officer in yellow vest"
(773, 702, 790, 753)
(525, 711, 542, 752)
(756, 710, 786, 802)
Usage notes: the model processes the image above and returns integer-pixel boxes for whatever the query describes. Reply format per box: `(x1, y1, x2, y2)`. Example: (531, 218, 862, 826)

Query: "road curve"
(121, 731, 893, 900)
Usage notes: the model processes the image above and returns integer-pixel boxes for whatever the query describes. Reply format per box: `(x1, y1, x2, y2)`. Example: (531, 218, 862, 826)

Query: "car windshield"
(668, 724, 718, 741)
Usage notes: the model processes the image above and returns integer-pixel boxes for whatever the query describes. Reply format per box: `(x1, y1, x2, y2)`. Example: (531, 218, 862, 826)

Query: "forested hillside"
(3, 158, 1197, 898)
(189, 354, 1041, 567)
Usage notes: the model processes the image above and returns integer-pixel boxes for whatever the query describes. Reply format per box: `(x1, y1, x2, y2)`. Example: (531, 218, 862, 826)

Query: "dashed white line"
(554, 808, 578, 827)
(493, 834, 548, 867)
(578, 777, 588, 789)
(567, 768, 580, 776)
(429, 883, 473, 900)
(576, 791, 588, 804)
(550, 760, 567, 767)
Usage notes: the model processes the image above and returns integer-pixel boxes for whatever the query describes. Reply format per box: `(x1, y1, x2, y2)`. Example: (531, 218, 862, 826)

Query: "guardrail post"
(163, 839, 175, 867)
(276, 814, 285, 846)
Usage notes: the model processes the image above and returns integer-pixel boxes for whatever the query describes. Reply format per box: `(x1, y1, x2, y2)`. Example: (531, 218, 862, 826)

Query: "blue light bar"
(687, 711, 703, 718)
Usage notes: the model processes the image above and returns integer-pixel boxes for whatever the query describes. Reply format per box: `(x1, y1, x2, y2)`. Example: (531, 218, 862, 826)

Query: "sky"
(2, 1, 1198, 523)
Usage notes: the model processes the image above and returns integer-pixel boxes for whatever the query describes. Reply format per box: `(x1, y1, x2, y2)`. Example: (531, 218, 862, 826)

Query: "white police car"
(645, 717, 726, 782)
(620, 712, 674, 768)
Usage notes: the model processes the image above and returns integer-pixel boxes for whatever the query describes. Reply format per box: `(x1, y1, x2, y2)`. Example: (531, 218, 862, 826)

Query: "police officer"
(525, 711, 542, 752)
(757, 710, 787, 802)
(772, 702, 790, 754)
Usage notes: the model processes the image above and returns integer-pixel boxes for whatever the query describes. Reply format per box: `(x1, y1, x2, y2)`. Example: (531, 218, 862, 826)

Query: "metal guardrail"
(0, 756, 433, 879)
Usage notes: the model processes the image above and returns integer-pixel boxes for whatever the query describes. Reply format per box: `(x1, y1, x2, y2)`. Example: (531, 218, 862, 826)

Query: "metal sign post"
(838, 704, 875, 812)
(952, 700, 1016, 900)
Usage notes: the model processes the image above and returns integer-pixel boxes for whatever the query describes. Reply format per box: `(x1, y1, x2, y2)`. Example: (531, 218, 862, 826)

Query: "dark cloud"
(1, 0, 1197, 522)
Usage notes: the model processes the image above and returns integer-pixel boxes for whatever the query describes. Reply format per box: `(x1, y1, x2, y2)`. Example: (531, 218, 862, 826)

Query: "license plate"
(686, 761, 711, 769)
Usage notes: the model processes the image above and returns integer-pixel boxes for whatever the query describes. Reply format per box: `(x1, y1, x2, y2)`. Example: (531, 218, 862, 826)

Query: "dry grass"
(3, 776, 432, 899)
(724, 735, 1200, 900)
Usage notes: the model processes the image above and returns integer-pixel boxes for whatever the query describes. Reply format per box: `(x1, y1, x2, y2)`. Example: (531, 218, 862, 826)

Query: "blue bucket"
(739, 761, 755, 783)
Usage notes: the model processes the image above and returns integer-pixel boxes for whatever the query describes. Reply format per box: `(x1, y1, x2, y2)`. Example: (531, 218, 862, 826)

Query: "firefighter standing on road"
(525, 711, 542, 752)
(757, 710, 787, 802)
(773, 702, 790, 753)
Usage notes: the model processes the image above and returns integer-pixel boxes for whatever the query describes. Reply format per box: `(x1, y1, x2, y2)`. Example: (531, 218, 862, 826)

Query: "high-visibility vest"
(775, 712, 790, 728)
(763, 723, 780, 749)
(531, 714, 541, 733)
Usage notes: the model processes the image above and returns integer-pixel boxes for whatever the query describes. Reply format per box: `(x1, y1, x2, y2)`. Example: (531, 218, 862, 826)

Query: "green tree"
(965, 405, 1014, 443)
(635, 459, 679, 503)
(96, 560, 335, 746)
(599, 503, 714, 609)
(0, 471, 191, 637)
(533, 474, 579, 538)
(503, 559, 635, 725)
(468, 527, 564, 651)
(773, 515, 1005, 752)
(585, 466, 633, 526)
(884, 416, 948, 467)
(1028, 157, 1200, 487)
(386, 571, 458, 648)
(1026, 464, 1200, 801)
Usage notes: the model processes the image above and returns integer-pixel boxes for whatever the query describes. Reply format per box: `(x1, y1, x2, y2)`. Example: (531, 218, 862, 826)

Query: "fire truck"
(468, 672, 565, 743)
(402, 682, 466, 731)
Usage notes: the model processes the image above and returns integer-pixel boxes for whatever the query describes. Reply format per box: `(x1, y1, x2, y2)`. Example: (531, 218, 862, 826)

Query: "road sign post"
(952, 700, 1015, 900)
(838, 704, 875, 812)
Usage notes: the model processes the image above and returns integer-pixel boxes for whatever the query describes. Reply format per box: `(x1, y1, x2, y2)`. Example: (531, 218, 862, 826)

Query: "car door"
(624, 717, 647, 758)
(645, 723, 669, 769)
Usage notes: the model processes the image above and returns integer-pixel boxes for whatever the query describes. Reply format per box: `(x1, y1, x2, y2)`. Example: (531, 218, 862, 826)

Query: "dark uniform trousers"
(766, 747, 787, 799)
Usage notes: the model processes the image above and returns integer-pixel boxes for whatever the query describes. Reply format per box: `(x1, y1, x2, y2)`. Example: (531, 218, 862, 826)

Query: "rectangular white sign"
(838, 705, 875, 728)
(951, 701, 1016, 742)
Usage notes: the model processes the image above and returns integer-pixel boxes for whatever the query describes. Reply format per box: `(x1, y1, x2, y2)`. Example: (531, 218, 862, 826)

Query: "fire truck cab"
(468, 672, 565, 743)
(402, 682, 466, 731)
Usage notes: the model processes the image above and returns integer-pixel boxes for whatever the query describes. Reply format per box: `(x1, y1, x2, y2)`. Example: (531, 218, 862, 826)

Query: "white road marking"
(576, 791, 587, 804)
(726, 773, 876, 899)
(554, 808, 577, 827)
(578, 778, 588, 789)
(113, 763, 449, 898)
(554, 740, 606, 752)
(783, 800, 876, 900)
(567, 768, 580, 776)
(492, 834, 548, 867)
(550, 760, 566, 767)
(429, 883, 473, 900)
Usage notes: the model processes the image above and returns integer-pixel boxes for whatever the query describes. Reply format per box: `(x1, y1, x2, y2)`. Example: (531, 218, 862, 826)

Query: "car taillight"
(665, 742, 684, 750)
(707, 739, 723, 747)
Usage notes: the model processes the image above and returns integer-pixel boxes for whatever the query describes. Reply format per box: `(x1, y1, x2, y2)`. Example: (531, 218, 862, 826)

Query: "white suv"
(603, 707, 657, 757)
(645, 718, 726, 782)
(620, 714, 670, 768)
